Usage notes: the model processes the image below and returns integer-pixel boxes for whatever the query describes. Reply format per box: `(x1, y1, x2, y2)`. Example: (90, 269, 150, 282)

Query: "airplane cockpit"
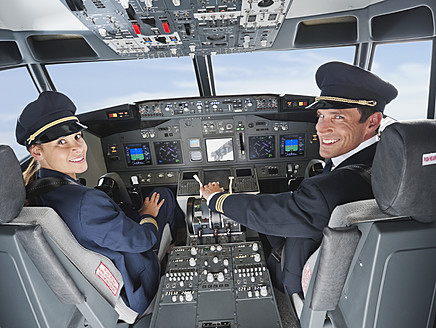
(1, 0, 436, 327)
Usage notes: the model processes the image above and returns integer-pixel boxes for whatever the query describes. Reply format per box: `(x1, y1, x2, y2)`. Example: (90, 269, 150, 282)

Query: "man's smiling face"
(315, 107, 377, 159)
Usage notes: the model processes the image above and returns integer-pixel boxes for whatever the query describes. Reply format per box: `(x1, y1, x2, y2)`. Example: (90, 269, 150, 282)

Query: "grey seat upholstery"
(297, 120, 436, 328)
(0, 145, 138, 327)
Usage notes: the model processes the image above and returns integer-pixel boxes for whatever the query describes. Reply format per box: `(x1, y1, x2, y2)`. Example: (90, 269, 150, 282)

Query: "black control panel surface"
(150, 242, 282, 328)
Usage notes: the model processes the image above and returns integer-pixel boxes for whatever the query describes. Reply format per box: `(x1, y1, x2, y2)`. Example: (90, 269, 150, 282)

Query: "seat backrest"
(372, 119, 436, 223)
(0, 145, 25, 224)
(0, 145, 138, 324)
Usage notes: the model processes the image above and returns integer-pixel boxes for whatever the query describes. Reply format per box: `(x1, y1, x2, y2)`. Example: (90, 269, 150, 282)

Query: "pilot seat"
(0, 145, 171, 327)
(291, 120, 436, 328)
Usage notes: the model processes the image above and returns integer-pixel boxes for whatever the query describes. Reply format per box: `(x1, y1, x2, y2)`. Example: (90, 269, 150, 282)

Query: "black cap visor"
(32, 121, 87, 145)
(306, 100, 360, 110)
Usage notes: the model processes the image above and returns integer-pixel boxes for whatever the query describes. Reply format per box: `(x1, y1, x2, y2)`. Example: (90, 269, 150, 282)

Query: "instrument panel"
(84, 93, 319, 194)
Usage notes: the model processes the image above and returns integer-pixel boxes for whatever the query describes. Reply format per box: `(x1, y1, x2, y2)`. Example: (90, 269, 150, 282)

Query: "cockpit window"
(371, 41, 432, 120)
(212, 46, 356, 96)
(0, 67, 39, 160)
(45, 57, 199, 115)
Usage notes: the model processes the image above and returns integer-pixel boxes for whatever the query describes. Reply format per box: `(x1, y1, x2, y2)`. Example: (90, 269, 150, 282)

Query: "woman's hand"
(200, 182, 223, 200)
(139, 192, 164, 217)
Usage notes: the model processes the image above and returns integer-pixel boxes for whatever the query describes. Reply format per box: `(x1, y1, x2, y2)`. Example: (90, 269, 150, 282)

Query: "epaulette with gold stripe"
(139, 217, 158, 230)
(215, 193, 232, 213)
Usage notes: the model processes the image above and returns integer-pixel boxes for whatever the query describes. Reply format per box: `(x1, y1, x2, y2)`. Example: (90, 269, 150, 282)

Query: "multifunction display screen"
(279, 133, 305, 157)
(249, 135, 275, 159)
(205, 138, 234, 162)
(154, 140, 183, 164)
(124, 143, 152, 166)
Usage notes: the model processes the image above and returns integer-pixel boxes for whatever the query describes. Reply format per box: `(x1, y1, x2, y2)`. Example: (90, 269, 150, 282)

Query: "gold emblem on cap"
(27, 116, 79, 144)
(315, 96, 377, 107)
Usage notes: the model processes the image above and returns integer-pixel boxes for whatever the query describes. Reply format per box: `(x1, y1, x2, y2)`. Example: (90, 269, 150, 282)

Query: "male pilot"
(201, 61, 398, 297)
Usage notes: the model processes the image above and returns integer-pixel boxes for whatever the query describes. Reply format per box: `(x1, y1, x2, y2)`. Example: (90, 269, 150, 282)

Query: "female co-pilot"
(15, 91, 185, 314)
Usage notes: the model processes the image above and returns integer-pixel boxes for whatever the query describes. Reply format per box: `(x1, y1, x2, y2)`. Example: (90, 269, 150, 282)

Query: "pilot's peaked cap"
(307, 61, 398, 113)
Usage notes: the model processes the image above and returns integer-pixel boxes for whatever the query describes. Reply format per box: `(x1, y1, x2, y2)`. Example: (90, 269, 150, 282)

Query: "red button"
(162, 20, 170, 33)
(132, 23, 140, 34)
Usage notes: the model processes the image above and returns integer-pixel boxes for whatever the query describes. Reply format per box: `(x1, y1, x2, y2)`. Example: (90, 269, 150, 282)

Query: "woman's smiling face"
(30, 132, 88, 179)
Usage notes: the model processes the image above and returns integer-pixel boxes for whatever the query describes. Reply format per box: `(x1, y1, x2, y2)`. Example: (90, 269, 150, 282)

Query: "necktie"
(323, 159, 333, 173)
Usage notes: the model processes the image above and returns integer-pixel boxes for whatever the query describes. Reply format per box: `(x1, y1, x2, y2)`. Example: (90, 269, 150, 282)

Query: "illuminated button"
(217, 272, 225, 282)
(213, 256, 219, 264)
(172, 295, 177, 302)
(255, 290, 260, 297)
(210, 245, 216, 251)
(247, 291, 253, 298)
(223, 259, 229, 266)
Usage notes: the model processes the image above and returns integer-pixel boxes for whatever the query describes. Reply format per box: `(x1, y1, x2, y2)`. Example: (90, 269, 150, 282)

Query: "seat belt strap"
(26, 177, 78, 200)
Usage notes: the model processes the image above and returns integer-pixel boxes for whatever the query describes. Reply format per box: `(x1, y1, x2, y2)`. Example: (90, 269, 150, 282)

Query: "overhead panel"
(61, 0, 292, 58)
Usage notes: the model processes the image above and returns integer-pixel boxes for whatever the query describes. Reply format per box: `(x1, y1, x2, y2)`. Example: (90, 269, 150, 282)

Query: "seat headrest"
(372, 120, 436, 223)
(0, 145, 26, 223)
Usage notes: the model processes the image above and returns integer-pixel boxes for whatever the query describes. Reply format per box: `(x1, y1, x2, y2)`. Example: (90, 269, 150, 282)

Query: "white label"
(301, 263, 312, 295)
(96, 262, 120, 296)
(422, 152, 436, 166)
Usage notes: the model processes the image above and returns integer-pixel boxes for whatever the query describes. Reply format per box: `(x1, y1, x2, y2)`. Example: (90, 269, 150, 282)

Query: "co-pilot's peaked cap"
(16, 91, 87, 148)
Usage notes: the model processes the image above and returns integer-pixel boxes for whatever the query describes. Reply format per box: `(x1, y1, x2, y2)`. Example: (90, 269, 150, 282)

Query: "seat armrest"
(329, 199, 406, 228)
(310, 226, 361, 311)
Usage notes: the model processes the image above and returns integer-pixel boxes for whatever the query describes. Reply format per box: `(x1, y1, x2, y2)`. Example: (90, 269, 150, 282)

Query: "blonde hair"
(23, 157, 40, 186)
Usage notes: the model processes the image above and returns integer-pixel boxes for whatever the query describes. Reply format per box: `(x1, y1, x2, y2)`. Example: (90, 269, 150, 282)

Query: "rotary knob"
(207, 273, 214, 283)
(185, 292, 193, 302)
(260, 286, 268, 297)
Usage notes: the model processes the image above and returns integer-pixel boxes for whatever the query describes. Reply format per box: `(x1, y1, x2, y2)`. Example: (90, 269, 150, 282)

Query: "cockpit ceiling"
(0, 0, 386, 32)
(286, 0, 385, 19)
(0, 0, 434, 66)
(0, 0, 86, 31)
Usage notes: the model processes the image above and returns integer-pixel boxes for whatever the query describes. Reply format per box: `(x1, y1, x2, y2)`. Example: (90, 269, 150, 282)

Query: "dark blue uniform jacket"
(38, 168, 171, 313)
(208, 143, 376, 294)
